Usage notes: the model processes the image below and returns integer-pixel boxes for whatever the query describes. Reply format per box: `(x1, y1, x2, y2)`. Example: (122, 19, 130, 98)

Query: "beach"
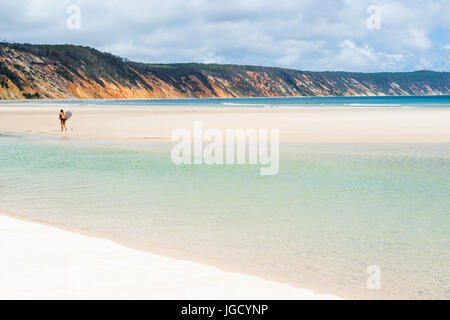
(0, 214, 339, 299)
(0, 105, 449, 143)
(1, 0, 449, 304)
(0, 103, 449, 299)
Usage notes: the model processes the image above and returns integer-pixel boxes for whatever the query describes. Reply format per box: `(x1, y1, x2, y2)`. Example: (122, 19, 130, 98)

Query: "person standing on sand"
(59, 109, 68, 131)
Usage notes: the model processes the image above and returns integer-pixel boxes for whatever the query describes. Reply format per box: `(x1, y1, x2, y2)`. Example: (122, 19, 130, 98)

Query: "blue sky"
(0, 0, 449, 72)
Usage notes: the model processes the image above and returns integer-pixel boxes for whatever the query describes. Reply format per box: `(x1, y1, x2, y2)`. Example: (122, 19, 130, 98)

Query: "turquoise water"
(0, 133, 448, 299)
(1, 95, 450, 108)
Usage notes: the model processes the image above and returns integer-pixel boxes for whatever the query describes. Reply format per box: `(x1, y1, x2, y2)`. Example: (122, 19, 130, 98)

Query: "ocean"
(0, 96, 449, 299)
(1, 95, 450, 108)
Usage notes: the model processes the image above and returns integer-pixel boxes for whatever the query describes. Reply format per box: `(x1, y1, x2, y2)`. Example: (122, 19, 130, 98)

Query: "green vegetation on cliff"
(0, 42, 448, 99)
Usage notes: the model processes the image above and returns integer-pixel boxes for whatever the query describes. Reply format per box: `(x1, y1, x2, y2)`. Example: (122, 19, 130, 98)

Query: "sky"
(0, 0, 449, 72)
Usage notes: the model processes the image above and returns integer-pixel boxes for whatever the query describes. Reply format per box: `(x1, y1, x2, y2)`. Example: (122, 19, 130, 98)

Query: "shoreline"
(1, 93, 450, 102)
(0, 105, 449, 143)
(0, 212, 340, 299)
(1, 105, 448, 299)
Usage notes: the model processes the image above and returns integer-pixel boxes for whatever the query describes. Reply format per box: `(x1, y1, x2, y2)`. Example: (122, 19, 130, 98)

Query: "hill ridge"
(0, 43, 449, 100)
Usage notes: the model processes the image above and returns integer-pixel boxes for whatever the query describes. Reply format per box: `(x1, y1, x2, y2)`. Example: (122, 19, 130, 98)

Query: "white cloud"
(202, 53, 226, 64)
(339, 40, 377, 62)
(402, 28, 433, 50)
(0, 0, 448, 72)
(445, 44, 450, 50)
(332, 40, 406, 71)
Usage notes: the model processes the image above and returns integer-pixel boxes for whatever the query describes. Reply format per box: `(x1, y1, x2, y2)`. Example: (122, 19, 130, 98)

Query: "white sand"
(0, 105, 449, 143)
(0, 214, 340, 299)
(1, 104, 447, 299)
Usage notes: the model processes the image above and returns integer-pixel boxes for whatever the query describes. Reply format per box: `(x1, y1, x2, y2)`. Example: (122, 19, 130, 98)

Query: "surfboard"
(66, 111, 72, 120)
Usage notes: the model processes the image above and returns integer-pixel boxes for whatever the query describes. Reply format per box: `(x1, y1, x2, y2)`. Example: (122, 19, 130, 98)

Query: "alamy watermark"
(366, 265, 381, 290)
(171, 121, 279, 175)
(67, 4, 81, 30)
(366, 5, 381, 30)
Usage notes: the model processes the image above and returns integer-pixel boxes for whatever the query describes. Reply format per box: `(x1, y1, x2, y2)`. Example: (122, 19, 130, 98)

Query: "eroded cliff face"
(0, 43, 449, 100)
